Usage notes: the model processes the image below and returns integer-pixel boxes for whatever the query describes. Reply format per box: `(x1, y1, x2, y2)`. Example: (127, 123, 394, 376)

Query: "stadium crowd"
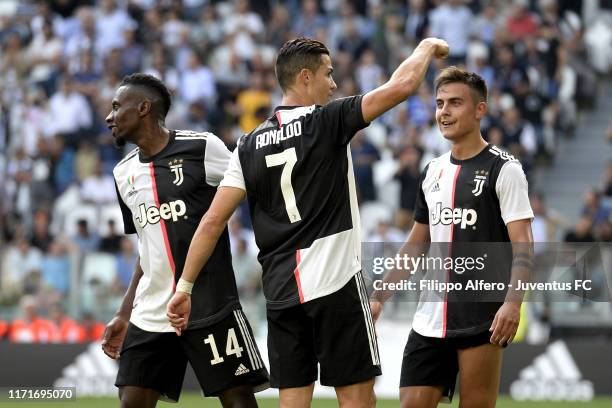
(0, 0, 610, 342)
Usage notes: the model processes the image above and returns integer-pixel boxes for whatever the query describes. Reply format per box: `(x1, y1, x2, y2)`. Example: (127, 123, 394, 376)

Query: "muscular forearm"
(362, 40, 441, 123)
(180, 213, 226, 283)
(116, 257, 143, 320)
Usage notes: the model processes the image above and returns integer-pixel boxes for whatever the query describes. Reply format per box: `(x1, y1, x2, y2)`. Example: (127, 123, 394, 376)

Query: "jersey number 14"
(203, 328, 243, 365)
(265, 147, 302, 223)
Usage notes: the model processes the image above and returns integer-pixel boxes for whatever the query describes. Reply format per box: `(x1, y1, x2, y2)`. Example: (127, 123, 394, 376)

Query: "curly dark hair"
(120, 73, 172, 119)
(275, 37, 330, 92)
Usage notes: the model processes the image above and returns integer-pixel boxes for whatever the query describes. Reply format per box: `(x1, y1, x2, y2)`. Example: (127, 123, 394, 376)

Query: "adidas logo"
(235, 363, 250, 376)
(53, 342, 119, 397)
(510, 340, 594, 401)
(431, 183, 440, 192)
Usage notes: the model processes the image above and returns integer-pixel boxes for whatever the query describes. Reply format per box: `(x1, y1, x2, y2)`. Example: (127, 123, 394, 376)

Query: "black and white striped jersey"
(113, 130, 240, 333)
(412, 144, 533, 338)
(221, 96, 369, 309)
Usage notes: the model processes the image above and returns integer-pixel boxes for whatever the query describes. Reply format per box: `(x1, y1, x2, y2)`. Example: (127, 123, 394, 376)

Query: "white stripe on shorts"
(355, 272, 380, 365)
(233, 310, 262, 370)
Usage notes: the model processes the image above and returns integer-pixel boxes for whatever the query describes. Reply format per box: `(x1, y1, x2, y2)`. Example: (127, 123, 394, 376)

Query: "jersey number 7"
(265, 147, 302, 223)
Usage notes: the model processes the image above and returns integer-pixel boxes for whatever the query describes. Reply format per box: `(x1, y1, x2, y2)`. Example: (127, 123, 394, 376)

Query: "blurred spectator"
(41, 239, 71, 296)
(80, 312, 106, 342)
(51, 135, 76, 194)
(116, 237, 137, 289)
(235, 71, 271, 133)
(95, 0, 136, 57)
(337, 18, 369, 61)
(295, 0, 326, 40)
(0, 320, 8, 340)
(405, 0, 429, 43)
(530, 192, 564, 242)
(121, 28, 144, 74)
(25, 18, 63, 95)
(72, 219, 100, 253)
(49, 302, 84, 343)
(351, 131, 380, 203)
(48, 77, 93, 148)
(9, 296, 54, 343)
(394, 145, 423, 231)
(30, 208, 55, 252)
(505, 0, 539, 41)
(564, 216, 596, 242)
(470, 3, 498, 46)
(581, 189, 610, 228)
(75, 141, 99, 182)
(366, 219, 406, 243)
(428, 0, 473, 65)
(1, 237, 43, 298)
(80, 161, 116, 205)
(99, 219, 122, 254)
(223, 0, 265, 61)
(179, 50, 216, 105)
(355, 49, 385, 94)
(232, 238, 261, 299)
(407, 83, 435, 128)
(604, 162, 612, 197)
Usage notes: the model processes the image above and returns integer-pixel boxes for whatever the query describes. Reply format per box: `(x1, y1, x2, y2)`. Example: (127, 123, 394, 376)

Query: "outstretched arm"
(361, 38, 449, 123)
(166, 186, 246, 335)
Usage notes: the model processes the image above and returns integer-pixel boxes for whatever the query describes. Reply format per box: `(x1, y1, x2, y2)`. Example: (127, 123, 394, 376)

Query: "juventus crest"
(472, 170, 488, 197)
(169, 158, 184, 186)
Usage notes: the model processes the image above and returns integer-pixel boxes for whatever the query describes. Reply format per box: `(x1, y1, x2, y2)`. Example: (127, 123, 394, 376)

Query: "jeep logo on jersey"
(431, 202, 477, 229)
(136, 200, 187, 227)
(169, 158, 184, 186)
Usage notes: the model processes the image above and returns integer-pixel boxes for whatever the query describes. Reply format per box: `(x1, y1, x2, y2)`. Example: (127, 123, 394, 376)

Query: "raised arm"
(361, 38, 449, 123)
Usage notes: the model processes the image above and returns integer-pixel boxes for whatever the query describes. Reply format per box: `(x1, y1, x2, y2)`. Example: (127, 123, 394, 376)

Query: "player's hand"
(421, 38, 449, 59)
(489, 302, 521, 346)
(167, 292, 191, 336)
(101, 316, 128, 359)
(369, 300, 384, 324)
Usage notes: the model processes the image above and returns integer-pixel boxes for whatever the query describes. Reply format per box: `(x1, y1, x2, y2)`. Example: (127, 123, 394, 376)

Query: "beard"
(113, 135, 127, 147)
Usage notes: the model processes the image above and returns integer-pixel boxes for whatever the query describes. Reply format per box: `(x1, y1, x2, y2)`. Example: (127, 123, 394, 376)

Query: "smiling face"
(306, 54, 337, 105)
(435, 82, 487, 142)
(105, 85, 142, 147)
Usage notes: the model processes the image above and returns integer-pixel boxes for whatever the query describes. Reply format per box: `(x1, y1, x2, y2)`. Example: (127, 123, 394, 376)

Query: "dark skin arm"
(101, 257, 143, 359)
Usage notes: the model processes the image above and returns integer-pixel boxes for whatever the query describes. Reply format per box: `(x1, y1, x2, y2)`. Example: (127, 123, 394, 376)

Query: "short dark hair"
(434, 66, 487, 103)
(120, 73, 172, 118)
(275, 37, 330, 92)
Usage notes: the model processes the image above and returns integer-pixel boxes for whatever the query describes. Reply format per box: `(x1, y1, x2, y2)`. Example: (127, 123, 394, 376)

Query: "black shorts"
(116, 309, 269, 401)
(266, 272, 382, 388)
(399, 329, 494, 402)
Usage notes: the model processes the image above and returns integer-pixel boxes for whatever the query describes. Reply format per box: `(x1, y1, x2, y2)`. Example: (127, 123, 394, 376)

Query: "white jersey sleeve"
(204, 134, 232, 186)
(495, 161, 534, 224)
(219, 146, 246, 191)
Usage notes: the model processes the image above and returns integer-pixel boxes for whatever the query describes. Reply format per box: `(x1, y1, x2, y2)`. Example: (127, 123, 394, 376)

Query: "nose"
(331, 78, 337, 91)
(105, 111, 113, 124)
(438, 102, 449, 116)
